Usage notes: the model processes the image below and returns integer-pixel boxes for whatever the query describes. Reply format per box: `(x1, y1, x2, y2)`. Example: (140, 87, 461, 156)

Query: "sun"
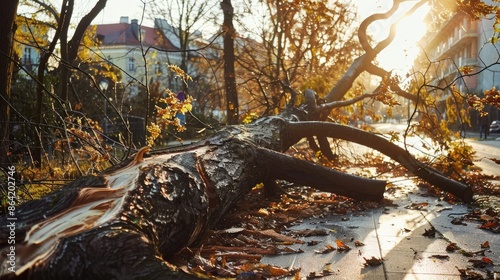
(375, 3, 430, 75)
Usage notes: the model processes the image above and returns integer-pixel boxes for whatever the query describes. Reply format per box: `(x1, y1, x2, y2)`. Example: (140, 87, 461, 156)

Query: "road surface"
(371, 123, 500, 176)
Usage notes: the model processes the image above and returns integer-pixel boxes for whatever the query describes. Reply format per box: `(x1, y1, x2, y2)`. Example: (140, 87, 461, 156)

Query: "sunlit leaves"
(168, 65, 192, 84)
(459, 65, 475, 75)
(457, 0, 499, 21)
(374, 75, 401, 107)
(146, 123, 161, 146)
(146, 66, 193, 146)
(467, 87, 500, 118)
(387, 131, 400, 143)
(242, 112, 259, 124)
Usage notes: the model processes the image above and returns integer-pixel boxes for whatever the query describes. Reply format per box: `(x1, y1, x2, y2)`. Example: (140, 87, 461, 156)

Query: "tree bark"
(221, 0, 239, 125)
(0, 0, 19, 168)
(285, 122, 473, 202)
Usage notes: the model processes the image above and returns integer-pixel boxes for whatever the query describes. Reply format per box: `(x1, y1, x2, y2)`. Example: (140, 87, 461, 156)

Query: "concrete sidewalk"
(261, 180, 499, 279)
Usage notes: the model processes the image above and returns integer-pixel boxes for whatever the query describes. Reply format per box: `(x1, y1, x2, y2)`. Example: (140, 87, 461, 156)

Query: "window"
(128, 58, 136, 72)
(155, 62, 162, 76)
(23, 46, 32, 65)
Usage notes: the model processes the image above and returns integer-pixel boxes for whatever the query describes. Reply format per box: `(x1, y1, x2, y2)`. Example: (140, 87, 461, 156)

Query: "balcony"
(431, 30, 478, 60)
(431, 57, 478, 84)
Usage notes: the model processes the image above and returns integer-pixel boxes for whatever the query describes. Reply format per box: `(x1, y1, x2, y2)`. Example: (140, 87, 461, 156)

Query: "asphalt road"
(465, 136, 500, 176)
(370, 123, 500, 176)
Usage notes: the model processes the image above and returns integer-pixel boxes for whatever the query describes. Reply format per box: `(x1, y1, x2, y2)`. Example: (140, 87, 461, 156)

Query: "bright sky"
(90, 0, 429, 74)
(355, 1, 430, 76)
(91, 0, 151, 25)
(46, 0, 429, 78)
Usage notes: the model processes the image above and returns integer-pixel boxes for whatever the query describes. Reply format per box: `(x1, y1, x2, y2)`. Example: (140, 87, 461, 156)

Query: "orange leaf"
(336, 240, 351, 251)
(480, 221, 498, 229)
(482, 257, 494, 264)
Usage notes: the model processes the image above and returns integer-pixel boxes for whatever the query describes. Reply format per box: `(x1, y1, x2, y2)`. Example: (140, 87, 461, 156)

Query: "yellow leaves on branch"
(374, 75, 401, 107)
(458, 0, 499, 21)
(168, 65, 193, 83)
(459, 65, 475, 75)
(146, 91, 193, 146)
(146, 65, 194, 146)
(467, 87, 500, 116)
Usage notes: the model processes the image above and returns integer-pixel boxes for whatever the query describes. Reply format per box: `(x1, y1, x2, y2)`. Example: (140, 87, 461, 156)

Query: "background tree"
(234, 0, 362, 116)
(151, 0, 217, 76)
(221, 0, 238, 124)
(0, 0, 19, 169)
(12, 0, 108, 168)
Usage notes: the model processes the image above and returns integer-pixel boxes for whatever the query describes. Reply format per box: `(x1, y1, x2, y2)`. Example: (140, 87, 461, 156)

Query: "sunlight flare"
(376, 3, 430, 75)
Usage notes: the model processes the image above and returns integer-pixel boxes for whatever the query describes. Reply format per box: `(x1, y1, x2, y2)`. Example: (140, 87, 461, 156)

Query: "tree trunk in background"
(221, 0, 239, 124)
(0, 0, 19, 168)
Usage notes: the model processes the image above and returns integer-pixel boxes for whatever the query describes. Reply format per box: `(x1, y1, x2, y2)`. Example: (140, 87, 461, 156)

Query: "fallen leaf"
(306, 240, 320, 246)
(488, 157, 500, 164)
(406, 202, 428, 210)
(292, 229, 328, 237)
(430, 254, 450, 260)
(245, 229, 304, 244)
(480, 241, 490, 249)
(422, 227, 436, 237)
(479, 220, 499, 231)
(258, 208, 269, 216)
(314, 244, 335, 254)
(469, 258, 493, 268)
(451, 218, 467, 226)
(336, 240, 351, 251)
(354, 241, 365, 247)
(363, 256, 383, 266)
(446, 242, 460, 252)
(480, 214, 495, 221)
(456, 267, 483, 278)
(481, 257, 493, 264)
(262, 265, 290, 277)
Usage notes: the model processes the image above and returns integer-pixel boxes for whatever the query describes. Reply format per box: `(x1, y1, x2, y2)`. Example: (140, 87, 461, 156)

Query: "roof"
(94, 20, 179, 51)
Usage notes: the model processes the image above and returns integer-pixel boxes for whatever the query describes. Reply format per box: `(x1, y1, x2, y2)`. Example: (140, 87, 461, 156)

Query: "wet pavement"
(260, 124, 499, 279)
(261, 179, 500, 279)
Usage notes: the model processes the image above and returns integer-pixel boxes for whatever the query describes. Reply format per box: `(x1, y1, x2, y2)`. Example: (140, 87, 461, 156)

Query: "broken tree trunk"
(0, 105, 472, 279)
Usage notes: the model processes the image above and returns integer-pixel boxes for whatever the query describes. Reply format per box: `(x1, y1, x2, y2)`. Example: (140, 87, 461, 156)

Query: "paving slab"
(261, 180, 500, 279)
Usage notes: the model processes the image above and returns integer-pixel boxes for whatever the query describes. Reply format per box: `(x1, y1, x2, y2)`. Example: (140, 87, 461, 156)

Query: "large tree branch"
(325, 0, 428, 103)
(257, 147, 386, 201)
(319, 86, 383, 113)
(67, 0, 107, 63)
(285, 122, 473, 202)
(358, 0, 402, 53)
(365, 63, 418, 102)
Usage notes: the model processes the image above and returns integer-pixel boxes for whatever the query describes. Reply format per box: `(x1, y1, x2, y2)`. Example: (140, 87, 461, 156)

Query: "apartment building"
(93, 16, 187, 96)
(422, 5, 500, 125)
(15, 17, 47, 78)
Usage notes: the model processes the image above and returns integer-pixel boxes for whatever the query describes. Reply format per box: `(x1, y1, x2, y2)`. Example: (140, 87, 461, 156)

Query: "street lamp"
(99, 79, 109, 134)
(99, 78, 109, 93)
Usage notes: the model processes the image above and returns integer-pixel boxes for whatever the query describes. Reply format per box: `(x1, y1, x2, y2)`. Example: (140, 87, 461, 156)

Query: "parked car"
(490, 120, 500, 133)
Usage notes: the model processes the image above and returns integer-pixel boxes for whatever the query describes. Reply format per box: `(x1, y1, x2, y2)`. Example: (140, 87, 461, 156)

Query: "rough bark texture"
(221, 0, 239, 125)
(0, 0, 19, 168)
(0, 105, 472, 279)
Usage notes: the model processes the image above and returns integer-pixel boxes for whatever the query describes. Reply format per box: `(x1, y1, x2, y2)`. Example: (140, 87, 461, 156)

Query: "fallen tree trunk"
(0, 104, 472, 279)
